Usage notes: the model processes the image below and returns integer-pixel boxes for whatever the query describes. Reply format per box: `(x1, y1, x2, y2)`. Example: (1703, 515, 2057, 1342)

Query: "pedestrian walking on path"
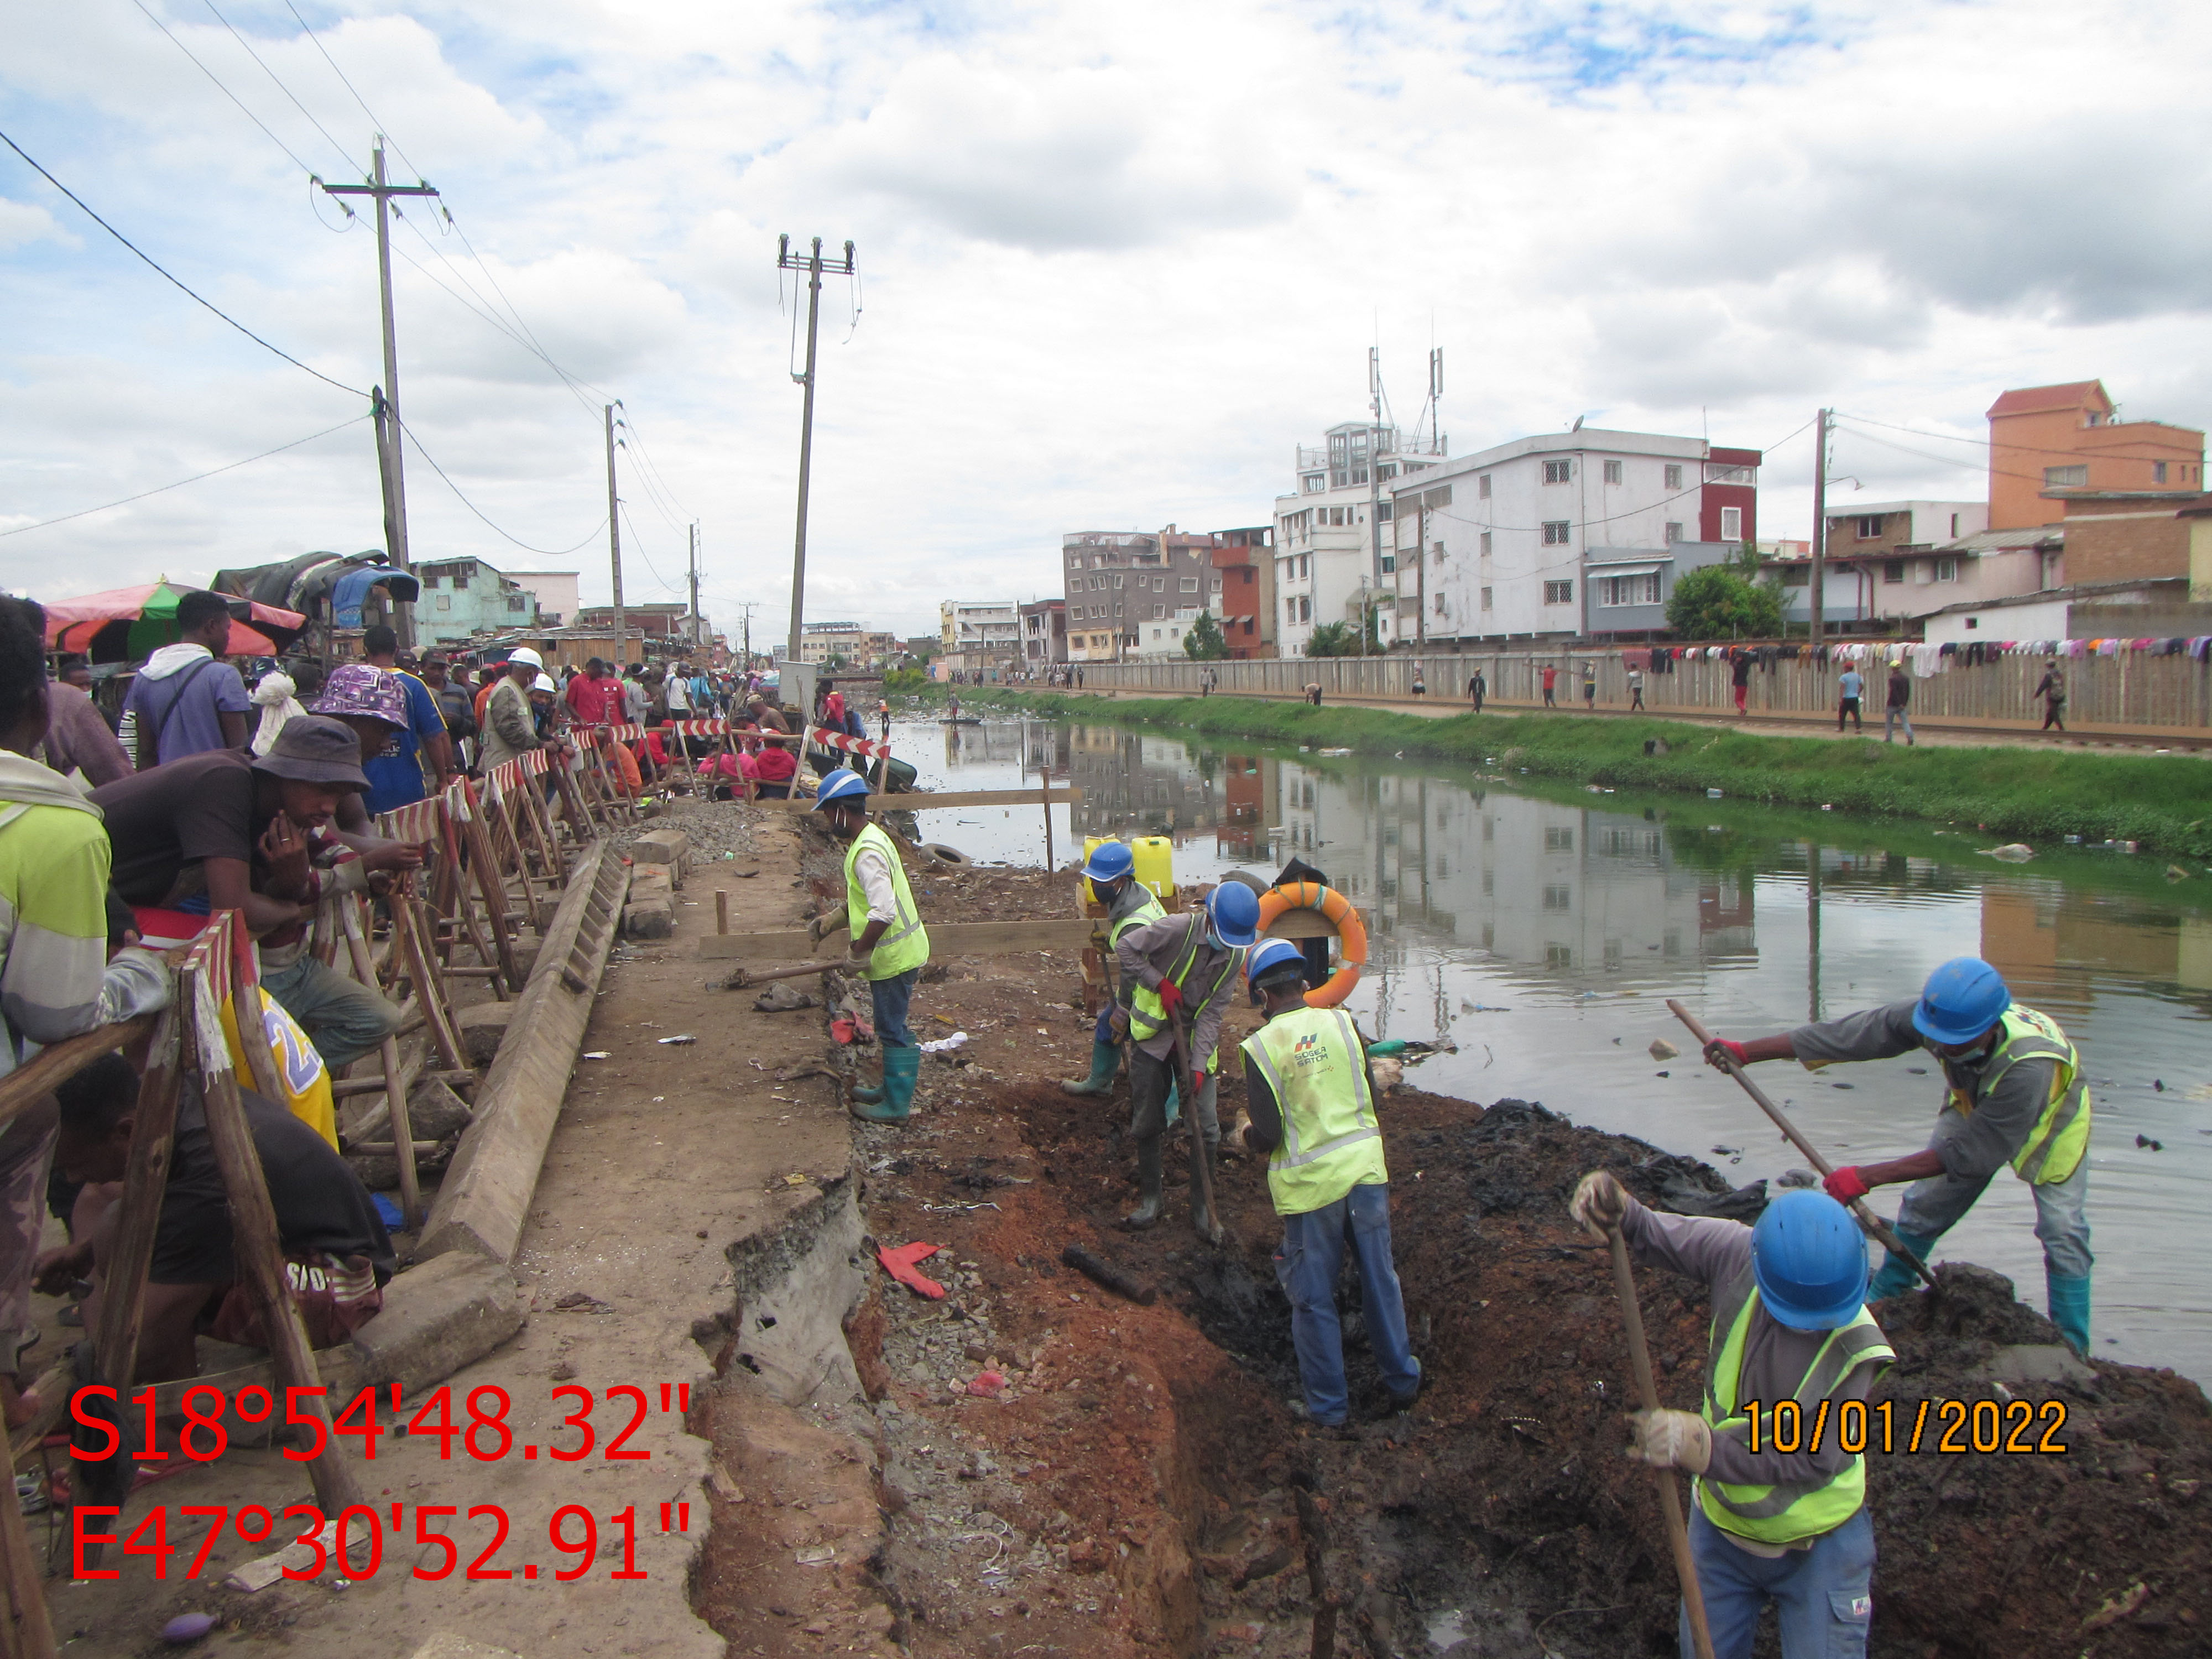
(1541, 665, 1558, 707)
(2034, 659, 2067, 734)
(1730, 650, 1752, 716)
(1570, 1175, 1892, 1659)
(1627, 664, 1645, 711)
(816, 769, 931, 1125)
(1700, 956, 2093, 1354)
(1468, 669, 1485, 713)
(1836, 665, 1864, 733)
(1883, 661, 1914, 745)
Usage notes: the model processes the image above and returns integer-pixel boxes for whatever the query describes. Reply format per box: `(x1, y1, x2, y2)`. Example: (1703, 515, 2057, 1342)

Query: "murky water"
(883, 713, 2212, 1383)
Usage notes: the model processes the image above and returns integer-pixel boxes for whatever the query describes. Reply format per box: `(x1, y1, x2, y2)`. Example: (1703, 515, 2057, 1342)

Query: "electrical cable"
(1830, 419, 2070, 489)
(1837, 409, 2195, 465)
(0, 415, 369, 539)
(197, 0, 357, 172)
(398, 420, 608, 556)
(128, 0, 321, 176)
(0, 128, 367, 399)
(279, 0, 423, 180)
(617, 504, 686, 595)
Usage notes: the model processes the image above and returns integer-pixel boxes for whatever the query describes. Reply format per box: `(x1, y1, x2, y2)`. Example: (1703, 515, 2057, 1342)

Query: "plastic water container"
(1082, 836, 1176, 904)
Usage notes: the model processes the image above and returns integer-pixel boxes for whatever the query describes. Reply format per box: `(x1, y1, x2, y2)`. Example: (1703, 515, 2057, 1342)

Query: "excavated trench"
(682, 1068, 2212, 1658)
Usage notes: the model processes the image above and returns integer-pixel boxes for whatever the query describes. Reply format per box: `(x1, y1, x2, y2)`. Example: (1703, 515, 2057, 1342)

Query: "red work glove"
(1823, 1166, 1871, 1204)
(1704, 1038, 1749, 1071)
(1156, 980, 1185, 1020)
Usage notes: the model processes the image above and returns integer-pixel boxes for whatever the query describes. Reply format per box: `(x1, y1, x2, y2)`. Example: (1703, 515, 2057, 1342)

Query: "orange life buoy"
(1255, 881, 1366, 1008)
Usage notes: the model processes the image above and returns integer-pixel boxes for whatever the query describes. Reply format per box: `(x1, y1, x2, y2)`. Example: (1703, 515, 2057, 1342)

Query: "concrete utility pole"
(776, 234, 857, 666)
(1417, 502, 1428, 646)
(322, 140, 439, 648)
(688, 521, 702, 648)
(604, 404, 625, 667)
(1366, 346, 1383, 656)
(1811, 408, 1831, 647)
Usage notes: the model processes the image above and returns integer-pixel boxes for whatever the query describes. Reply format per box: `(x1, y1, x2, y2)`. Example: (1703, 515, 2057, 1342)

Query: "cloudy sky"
(5, 0, 2209, 644)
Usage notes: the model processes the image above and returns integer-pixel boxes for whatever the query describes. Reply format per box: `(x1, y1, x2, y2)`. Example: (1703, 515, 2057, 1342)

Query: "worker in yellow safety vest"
(1111, 885, 1260, 1235)
(1570, 1175, 1895, 1659)
(814, 769, 930, 1125)
(1703, 956, 2093, 1353)
(1230, 939, 1421, 1427)
(1060, 841, 1164, 1099)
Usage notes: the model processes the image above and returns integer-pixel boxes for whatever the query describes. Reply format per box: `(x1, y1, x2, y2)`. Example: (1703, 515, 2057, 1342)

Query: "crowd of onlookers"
(0, 591, 825, 1426)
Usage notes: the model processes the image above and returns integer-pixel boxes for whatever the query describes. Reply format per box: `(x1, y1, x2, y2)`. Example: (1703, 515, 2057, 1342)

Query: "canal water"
(883, 713, 2212, 1383)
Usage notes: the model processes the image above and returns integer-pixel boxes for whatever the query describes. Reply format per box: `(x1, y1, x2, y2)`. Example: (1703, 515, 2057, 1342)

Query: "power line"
(0, 128, 366, 399)
(129, 0, 319, 176)
(398, 420, 607, 556)
(197, 0, 357, 171)
(1837, 409, 2194, 464)
(279, 0, 422, 179)
(0, 414, 369, 539)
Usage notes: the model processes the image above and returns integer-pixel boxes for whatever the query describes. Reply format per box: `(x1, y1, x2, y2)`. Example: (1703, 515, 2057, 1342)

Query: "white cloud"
(0, 199, 69, 251)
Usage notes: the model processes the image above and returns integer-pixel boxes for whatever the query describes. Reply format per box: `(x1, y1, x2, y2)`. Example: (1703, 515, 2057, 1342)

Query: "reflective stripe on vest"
(1240, 1005, 1387, 1216)
(1128, 916, 1244, 1063)
(845, 822, 930, 980)
(1108, 893, 1166, 1007)
(1696, 1266, 1895, 1544)
(1944, 1005, 2090, 1186)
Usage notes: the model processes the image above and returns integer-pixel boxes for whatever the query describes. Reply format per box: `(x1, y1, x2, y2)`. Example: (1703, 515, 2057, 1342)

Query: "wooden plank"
(0, 1015, 156, 1141)
(699, 917, 1100, 960)
(749, 787, 1083, 812)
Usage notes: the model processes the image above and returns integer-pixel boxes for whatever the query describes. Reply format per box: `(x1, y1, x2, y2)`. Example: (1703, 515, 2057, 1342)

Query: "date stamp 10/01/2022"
(1739, 1396, 2071, 1456)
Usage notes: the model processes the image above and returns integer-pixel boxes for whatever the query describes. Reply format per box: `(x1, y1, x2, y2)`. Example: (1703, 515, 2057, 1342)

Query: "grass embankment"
(952, 688, 2212, 859)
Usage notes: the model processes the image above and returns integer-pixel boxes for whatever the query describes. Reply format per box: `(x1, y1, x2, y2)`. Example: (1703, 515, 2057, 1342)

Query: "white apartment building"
(1386, 429, 1761, 643)
(938, 599, 1020, 665)
(1273, 422, 1448, 655)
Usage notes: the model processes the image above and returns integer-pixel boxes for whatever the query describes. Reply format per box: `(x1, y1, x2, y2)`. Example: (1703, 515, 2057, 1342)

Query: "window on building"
(1181, 577, 1199, 592)
(507, 596, 526, 612)
(1479, 531, 1493, 560)
(1543, 580, 1573, 604)
(1856, 515, 1884, 539)
(1434, 593, 1446, 614)
(1541, 520, 1571, 545)
(1423, 484, 1453, 508)
(1545, 826, 1573, 851)
(1380, 553, 1395, 573)
(1542, 885, 1571, 911)
(1376, 501, 1392, 521)
(1153, 605, 1165, 618)
(1664, 463, 1683, 490)
(1934, 556, 1958, 582)
(1949, 513, 1960, 538)
(1781, 565, 1809, 587)
(1603, 459, 1623, 484)
(1113, 575, 1123, 588)
(1882, 560, 1905, 583)
(1300, 596, 1312, 622)
(1303, 473, 1325, 493)
(1543, 460, 1572, 484)
(451, 572, 471, 590)
(1720, 505, 1742, 541)
(1480, 586, 1493, 611)
(1377, 463, 1396, 481)
(435, 594, 451, 611)
(2154, 461, 2170, 484)
(1478, 474, 1492, 499)
(1665, 521, 1683, 543)
(2045, 465, 2088, 488)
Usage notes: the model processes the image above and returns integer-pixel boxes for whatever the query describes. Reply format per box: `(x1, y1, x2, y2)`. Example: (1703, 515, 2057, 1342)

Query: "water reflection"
(891, 713, 2212, 1380)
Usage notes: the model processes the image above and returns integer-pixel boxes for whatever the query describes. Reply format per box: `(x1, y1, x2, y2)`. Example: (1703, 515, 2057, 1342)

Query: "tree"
(1666, 565, 1784, 640)
(1305, 621, 1357, 657)
(1183, 612, 1230, 660)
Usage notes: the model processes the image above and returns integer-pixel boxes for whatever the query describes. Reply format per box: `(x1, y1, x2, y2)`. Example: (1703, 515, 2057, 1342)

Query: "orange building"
(1986, 380, 2205, 530)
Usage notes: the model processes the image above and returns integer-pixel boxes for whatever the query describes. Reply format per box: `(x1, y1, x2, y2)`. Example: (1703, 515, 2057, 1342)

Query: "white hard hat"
(508, 647, 544, 670)
(533, 674, 557, 693)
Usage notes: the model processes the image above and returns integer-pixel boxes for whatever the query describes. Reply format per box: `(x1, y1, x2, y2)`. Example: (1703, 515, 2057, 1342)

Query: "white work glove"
(95, 948, 173, 1025)
(1568, 1170, 1630, 1239)
(1627, 1408, 1712, 1474)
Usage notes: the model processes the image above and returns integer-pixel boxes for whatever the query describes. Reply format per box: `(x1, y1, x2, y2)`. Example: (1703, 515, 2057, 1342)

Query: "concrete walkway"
(1074, 685, 2212, 755)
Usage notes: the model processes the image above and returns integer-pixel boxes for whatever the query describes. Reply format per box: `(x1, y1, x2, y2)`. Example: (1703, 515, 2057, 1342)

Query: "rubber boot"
(1059, 1042, 1120, 1097)
(1188, 1136, 1223, 1244)
(2046, 1269, 2092, 1356)
(1121, 1136, 1164, 1230)
(1867, 1228, 1938, 1302)
(851, 1066, 887, 1105)
(851, 1045, 919, 1124)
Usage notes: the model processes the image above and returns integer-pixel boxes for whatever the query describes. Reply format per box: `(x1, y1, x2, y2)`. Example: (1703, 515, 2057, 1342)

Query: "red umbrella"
(41, 581, 307, 662)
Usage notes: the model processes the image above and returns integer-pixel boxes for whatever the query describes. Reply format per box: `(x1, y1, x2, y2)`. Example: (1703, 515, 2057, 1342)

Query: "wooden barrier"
(699, 916, 1100, 961)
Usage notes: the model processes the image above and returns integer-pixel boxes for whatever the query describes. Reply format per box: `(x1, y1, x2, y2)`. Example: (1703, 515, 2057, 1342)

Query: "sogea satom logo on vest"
(1291, 1031, 1328, 1068)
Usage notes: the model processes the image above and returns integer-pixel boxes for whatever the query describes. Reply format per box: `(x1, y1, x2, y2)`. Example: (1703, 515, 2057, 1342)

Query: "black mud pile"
(1095, 1090, 2211, 1658)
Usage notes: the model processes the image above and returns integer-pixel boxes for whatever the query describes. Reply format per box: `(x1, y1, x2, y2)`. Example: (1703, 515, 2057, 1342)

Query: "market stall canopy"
(43, 580, 307, 662)
(212, 551, 420, 622)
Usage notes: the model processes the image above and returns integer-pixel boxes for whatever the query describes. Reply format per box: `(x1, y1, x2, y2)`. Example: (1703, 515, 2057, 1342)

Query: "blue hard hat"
(1082, 842, 1135, 882)
(812, 768, 873, 811)
(1205, 883, 1262, 947)
(1912, 957, 2010, 1046)
(1750, 1191, 1870, 1331)
(1246, 938, 1305, 985)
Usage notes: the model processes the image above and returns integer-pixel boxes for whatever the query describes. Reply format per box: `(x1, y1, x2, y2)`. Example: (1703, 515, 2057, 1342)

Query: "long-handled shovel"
(1607, 1223, 1718, 1659)
(1668, 999, 1937, 1290)
(1168, 1014, 1224, 1246)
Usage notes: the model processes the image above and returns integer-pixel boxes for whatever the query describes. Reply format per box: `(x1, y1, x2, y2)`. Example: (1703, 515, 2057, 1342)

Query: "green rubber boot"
(851, 1070, 886, 1105)
(851, 1045, 919, 1124)
(2046, 1268, 2092, 1356)
(1867, 1228, 1939, 1302)
(1059, 1041, 1120, 1097)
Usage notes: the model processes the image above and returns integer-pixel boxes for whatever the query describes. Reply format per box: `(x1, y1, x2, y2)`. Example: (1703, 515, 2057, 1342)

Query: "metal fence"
(1073, 648, 2212, 731)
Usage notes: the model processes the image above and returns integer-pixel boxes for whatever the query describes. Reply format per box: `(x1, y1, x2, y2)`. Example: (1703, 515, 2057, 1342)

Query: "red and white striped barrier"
(377, 796, 444, 844)
(807, 727, 895, 760)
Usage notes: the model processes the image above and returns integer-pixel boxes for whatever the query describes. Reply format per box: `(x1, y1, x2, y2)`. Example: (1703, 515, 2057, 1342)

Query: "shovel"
(1168, 1014, 1224, 1247)
(1607, 1224, 1718, 1659)
(1667, 999, 1937, 1290)
(726, 958, 848, 990)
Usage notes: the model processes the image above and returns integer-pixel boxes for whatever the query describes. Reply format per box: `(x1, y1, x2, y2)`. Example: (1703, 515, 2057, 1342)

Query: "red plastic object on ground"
(966, 1371, 1006, 1398)
(877, 1241, 946, 1299)
(831, 1016, 858, 1045)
